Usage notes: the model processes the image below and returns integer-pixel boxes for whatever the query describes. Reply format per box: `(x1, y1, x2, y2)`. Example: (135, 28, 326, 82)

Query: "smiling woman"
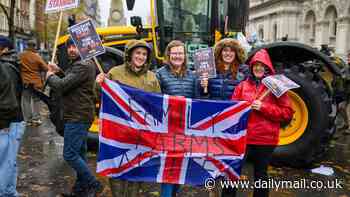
(155, 40, 202, 197)
(95, 39, 161, 197)
(130, 47, 148, 72)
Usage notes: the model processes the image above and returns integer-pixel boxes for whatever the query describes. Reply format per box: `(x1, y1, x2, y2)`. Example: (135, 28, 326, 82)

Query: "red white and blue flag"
(97, 79, 251, 186)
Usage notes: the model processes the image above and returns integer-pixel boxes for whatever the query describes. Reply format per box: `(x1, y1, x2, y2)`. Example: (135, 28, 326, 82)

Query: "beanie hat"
(0, 35, 13, 49)
(65, 37, 75, 47)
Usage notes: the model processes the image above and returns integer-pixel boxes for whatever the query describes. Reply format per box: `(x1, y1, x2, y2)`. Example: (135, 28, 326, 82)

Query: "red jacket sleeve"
(231, 83, 243, 101)
(259, 93, 294, 122)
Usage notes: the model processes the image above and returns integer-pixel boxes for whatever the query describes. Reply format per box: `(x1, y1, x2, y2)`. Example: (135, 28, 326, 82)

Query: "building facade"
(83, 0, 101, 27)
(108, 0, 125, 26)
(0, 0, 35, 51)
(248, 0, 350, 57)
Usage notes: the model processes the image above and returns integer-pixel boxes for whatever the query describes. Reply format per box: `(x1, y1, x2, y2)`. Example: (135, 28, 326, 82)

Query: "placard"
(68, 19, 105, 61)
(262, 74, 300, 98)
(45, 0, 79, 13)
(193, 48, 216, 78)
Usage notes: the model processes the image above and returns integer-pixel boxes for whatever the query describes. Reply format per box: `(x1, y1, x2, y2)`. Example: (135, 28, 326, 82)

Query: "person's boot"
(32, 119, 42, 127)
(85, 180, 107, 197)
(25, 120, 33, 126)
(60, 181, 85, 197)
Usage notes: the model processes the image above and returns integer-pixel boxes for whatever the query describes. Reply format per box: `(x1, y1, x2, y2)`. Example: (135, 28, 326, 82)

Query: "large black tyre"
(271, 66, 335, 167)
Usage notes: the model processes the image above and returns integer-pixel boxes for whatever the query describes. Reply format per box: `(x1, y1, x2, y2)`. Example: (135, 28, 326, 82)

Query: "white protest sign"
(262, 74, 300, 98)
(45, 0, 80, 63)
(45, 0, 79, 13)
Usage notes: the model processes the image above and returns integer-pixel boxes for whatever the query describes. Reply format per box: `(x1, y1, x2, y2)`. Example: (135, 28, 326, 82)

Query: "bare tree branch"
(9, 0, 15, 42)
(0, 3, 9, 19)
(0, 1, 15, 42)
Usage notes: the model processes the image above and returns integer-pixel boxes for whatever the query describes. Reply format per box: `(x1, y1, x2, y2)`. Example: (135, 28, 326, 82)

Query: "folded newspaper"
(262, 74, 300, 98)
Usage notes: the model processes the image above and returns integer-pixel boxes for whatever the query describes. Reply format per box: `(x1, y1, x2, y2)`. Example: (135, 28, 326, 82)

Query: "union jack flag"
(97, 79, 251, 186)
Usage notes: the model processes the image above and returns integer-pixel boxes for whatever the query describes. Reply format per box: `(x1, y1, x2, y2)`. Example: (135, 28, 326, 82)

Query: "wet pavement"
(17, 115, 350, 197)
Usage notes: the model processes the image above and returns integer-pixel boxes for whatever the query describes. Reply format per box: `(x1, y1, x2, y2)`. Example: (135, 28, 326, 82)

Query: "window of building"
(258, 27, 264, 41)
(305, 10, 316, 43)
(273, 23, 277, 41)
(0, 14, 4, 31)
(325, 5, 338, 37)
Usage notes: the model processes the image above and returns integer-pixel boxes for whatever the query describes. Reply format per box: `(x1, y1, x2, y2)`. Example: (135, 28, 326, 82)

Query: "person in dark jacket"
(156, 40, 200, 197)
(201, 38, 248, 100)
(333, 55, 350, 135)
(230, 49, 294, 197)
(0, 36, 25, 197)
(46, 39, 105, 197)
(338, 50, 350, 135)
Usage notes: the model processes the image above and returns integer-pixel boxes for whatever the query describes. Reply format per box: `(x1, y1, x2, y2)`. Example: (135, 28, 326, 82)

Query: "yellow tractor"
(56, 0, 342, 167)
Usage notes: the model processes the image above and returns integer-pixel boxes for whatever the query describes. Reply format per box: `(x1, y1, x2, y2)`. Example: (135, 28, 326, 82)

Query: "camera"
(131, 16, 143, 34)
(131, 16, 142, 27)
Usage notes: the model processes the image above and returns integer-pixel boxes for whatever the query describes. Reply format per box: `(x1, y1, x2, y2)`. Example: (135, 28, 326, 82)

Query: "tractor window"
(160, 0, 212, 41)
(218, 0, 249, 33)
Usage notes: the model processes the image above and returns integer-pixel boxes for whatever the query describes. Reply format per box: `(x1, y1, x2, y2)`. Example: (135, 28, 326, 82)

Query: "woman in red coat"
(229, 49, 294, 197)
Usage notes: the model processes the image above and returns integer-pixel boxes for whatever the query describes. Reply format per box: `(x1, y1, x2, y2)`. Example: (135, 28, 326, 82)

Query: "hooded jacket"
(208, 38, 249, 100)
(107, 40, 160, 93)
(0, 50, 22, 129)
(232, 49, 294, 145)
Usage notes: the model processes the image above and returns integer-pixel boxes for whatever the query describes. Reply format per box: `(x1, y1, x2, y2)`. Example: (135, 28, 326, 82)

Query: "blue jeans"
(161, 184, 179, 197)
(0, 122, 25, 197)
(63, 123, 96, 190)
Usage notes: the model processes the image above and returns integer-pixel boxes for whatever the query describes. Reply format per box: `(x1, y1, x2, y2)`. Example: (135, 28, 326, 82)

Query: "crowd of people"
(1, 32, 350, 197)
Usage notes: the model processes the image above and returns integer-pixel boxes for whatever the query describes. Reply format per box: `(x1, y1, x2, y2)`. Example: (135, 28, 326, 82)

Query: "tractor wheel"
(272, 66, 335, 167)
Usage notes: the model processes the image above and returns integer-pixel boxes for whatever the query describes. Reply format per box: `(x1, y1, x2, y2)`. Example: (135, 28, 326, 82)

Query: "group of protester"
(93, 37, 294, 197)
(1, 30, 349, 197)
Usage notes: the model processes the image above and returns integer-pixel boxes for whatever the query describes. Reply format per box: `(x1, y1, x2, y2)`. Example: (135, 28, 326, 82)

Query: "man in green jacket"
(96, 39, 161, 197)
